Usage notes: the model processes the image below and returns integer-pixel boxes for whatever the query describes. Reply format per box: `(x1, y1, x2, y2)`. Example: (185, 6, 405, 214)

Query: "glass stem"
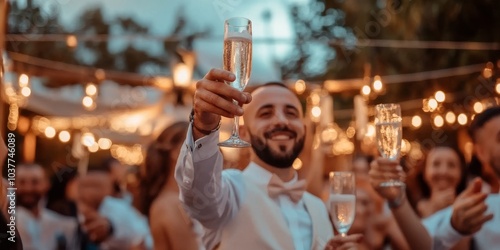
(232, 99, 240, 138)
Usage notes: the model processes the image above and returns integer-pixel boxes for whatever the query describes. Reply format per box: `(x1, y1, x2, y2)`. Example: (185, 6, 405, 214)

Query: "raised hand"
(192, 68, 252, 132)
(325, 234, 363, 250)
(368, 158, 406, 203)
(450, 178, 493, 235)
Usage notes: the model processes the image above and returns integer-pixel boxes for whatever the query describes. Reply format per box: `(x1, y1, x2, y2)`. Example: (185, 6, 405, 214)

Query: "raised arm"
(175, 69, 251, 231)
(369, 158, 432, 250)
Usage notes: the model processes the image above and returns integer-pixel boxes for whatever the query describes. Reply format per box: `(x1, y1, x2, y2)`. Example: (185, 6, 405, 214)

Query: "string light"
(88, 142, 99, 153)
(294, 80, 306, 94)
(292, 158, 303, 170)
(311, 106, 321, 119)
(85, 83, 97, 96)
(361, 85, 371, 96)
(496, 79, 500, 94)
(433, 115, 444, 128)
(58, 131, 71, 143)
(435, 91, 446, 102)
(21, 87, 31, 97)
(411, 115, 422, 128)
(373, 75, 383, 92)
(473, 102, 484, 113)
(428, 98, 438, 111)
(66, 35, 78, 48)
(44, 126, 56, 138)
(445, 111, 456, 124)
(81, 132, 95, 147)
(458, 113, 468, 125)
(98, 138, 112, 150)
(19, 74, 29, 87)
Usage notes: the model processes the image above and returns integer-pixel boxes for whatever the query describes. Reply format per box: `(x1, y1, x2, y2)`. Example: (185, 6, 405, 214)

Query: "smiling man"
(175, 69, 362, 250)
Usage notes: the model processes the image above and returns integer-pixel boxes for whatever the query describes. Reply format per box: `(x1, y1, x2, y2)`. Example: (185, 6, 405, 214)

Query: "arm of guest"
(422, 208, 463, 250)
(389, 198, 433, 250)
(175, 124, 244, 230)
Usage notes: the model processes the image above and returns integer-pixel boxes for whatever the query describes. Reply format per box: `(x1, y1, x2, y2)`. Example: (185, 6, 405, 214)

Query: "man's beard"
(248, 128, 305, 169)
(17, 193, 41, 210)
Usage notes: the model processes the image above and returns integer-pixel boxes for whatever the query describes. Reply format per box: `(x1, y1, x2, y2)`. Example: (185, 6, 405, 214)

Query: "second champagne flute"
(218, 17, 252, 148)
(329, 171, 356, 237)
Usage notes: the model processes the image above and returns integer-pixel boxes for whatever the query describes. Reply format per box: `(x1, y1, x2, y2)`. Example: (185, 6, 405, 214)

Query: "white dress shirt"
(95, 196, 154, 250)
(423, 194, 500, 250)
(175, 127, 314, 250)
(17, 206, 77, 250)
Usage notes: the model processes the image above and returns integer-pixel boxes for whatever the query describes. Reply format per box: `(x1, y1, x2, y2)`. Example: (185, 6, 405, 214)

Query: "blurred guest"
(423, 106, 500, 249)
(101, 158, 133, 203)
(349, 177, 409, 250)
(78, 167, 153, 250)
(352, 156, 373, 179)
(0, 135, 23, 250)
(136, 121, 203, 250)
(16, 163, 77, 250)
(406, 146, 467, 218)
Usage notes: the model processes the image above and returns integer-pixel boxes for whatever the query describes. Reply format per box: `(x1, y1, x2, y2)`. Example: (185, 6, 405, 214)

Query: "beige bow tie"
(267, 174, 307, 203)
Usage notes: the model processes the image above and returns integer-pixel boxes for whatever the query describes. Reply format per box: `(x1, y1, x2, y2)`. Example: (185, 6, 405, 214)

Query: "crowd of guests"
(0, 68, 499, 250)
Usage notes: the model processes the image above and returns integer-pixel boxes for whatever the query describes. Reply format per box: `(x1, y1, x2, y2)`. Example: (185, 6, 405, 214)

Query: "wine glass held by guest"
(136, 122, 203, 250)
(177, 74, 362, 250)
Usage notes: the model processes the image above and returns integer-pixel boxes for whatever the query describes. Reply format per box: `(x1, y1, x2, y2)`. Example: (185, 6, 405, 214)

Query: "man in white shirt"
(15, 163, 78, 250)
(175, 69, 362, 250)
(422, 106, 500, 249)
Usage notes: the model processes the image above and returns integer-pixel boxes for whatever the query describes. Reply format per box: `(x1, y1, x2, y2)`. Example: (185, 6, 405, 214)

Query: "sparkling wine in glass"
(329, 171, 356, 237)
(218, 17, 252, 148)
(375, 103, 404, 188)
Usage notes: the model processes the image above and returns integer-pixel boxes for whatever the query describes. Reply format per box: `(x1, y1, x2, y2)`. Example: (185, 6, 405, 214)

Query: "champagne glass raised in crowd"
(375, 103, 404, 187)
(218, 17, 252, 148)
(329, 171, 356, 237)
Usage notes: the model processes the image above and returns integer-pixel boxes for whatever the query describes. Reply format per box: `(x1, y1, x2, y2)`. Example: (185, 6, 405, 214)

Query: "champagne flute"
(329, 171, 356, 237)
(218, 17, 252, 148)
(375, 103, 404, 187)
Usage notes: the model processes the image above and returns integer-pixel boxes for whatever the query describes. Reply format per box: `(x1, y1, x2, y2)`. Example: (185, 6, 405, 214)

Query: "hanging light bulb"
(19, 74, 29, 87)
(361, 85, 371, 96)
(458, 113, 468, 125)
(473, 102, 484, 113)
(58, 131, 71, 143)
(372, 75, 383, 92)
(435, 91, 445, 103)
(428, 98, 438, 111)
(85, 83, 97, 96)
(411, 115, 422, 128)
(433, 115, 444, 128)
(445, 111, 456, 124)
(294, 80, 306, 94)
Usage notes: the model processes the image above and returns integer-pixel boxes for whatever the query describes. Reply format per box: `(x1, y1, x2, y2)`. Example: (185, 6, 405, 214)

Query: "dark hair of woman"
(135, 121, 188, 216)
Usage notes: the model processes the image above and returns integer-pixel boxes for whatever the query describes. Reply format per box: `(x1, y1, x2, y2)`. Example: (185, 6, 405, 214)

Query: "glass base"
(218, 136, 251, 148)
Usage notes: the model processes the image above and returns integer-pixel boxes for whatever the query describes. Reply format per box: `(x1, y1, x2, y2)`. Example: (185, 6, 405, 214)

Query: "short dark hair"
(468, 106, 500, 142)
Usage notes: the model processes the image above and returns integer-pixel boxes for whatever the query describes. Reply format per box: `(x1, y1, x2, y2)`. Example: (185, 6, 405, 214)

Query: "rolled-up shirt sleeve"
(423, 207, 464, 250)
(175, 124, 244, 230)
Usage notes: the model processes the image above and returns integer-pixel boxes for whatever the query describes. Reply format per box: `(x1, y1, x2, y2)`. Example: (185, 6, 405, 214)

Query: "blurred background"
(1, 0, 500, 194)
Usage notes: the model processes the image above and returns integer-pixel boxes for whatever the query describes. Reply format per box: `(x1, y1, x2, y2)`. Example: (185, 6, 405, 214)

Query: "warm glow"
(21, 87, 31, 97)
(311, 106, 322, 118)
(66, 35, 78, 48)
(85, 83, 97, 96)
(44, 126, 56, 138)
(294, 80, 306, 94)
(361, 85, 371, 96)
(19, 74, 29, 87)
(173, 63, 192, 88)
(98, 138, 112, 150)
(428, 98, 438, 110)
(401, 139, 411, 155)
(346, 126, 356, 139)
(292, 158, 303, 170)
(458, 113, 468, 125)
(445, 111, 456, 124)
(81, 132, 95, 147)
(473, 102, 483, 113)
(58, 131, 71, 142)
(496, 79, 500, 94)
(373, 76, 383, 92)
(433, 115, 444, 127)
(82, 96, 94, 108)
(88, 142, 99, 153)
(435, 91, 445, 102)
(411, 115, 422, 128)
(365, 123, 376, 137)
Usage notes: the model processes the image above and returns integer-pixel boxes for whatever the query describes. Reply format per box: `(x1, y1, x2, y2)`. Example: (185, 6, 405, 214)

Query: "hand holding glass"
(375, 103, 403, 187)
(329, 171, 356, 237)
(218, 17, 252, 148)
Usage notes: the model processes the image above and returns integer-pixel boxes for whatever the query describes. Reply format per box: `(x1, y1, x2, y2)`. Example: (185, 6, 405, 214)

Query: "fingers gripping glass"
(329, 171, 356, 237)
(218, 17, 252, 148)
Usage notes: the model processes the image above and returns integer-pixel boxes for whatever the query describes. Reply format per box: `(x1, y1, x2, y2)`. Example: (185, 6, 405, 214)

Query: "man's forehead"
(248, 85, 301, 108)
